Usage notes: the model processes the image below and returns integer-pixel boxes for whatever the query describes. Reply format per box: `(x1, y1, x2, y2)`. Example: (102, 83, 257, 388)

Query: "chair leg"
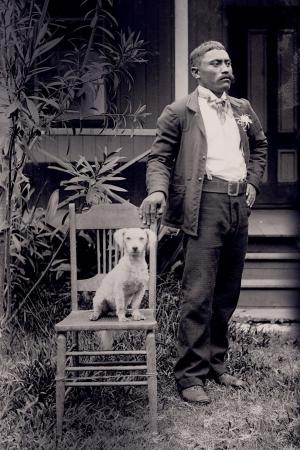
(56, 333, 66, 442)
(146, 330, 158, 433)
(72, 331, 79, 367)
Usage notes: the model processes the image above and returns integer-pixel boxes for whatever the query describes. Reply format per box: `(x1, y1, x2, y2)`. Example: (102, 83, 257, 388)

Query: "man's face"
(192, 49, 234, 96)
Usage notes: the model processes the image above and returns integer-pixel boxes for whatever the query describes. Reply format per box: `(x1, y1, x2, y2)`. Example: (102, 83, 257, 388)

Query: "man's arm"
(245, 100, 268, 193)
(146, 105, 182, 196)
(140, 105, 182, 224)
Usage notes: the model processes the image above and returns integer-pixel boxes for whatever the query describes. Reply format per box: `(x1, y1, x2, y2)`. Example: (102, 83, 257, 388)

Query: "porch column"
(175, 0, 189, 99)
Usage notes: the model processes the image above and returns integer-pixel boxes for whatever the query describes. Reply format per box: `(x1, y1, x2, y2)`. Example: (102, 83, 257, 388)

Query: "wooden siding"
(115, 0, 175, 128)
(188, 0, 225, 92)
(38, 132, 155, 163)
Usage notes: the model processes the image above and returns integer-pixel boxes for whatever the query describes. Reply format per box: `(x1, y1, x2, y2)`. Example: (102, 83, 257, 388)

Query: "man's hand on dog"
(140, 191, 166, 225)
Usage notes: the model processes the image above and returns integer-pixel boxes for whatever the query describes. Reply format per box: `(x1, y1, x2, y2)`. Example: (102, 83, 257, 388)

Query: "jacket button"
(202, 156, 206, 160)
(198, 177, 202, 181)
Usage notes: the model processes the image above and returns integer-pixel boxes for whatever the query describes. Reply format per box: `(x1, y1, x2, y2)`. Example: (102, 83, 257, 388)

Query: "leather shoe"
(215, 373, 244, 387)
(180, 385, 211, 404)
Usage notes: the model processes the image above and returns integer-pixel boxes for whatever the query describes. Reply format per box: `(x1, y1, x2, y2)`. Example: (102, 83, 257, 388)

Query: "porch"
(238, 209, 300, 322)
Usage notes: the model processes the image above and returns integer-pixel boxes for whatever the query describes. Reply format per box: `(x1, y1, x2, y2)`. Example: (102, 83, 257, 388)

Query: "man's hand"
(140, 192, 166, 225)
(246, 183, 256, 208)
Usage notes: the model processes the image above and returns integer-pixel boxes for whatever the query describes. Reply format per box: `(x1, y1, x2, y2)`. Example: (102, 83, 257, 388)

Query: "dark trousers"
(174, 192, 249, 392)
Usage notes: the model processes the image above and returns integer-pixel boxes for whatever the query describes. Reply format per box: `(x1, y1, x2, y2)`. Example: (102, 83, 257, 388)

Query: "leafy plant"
(49, 146, 127, 206)
(1, 170, 70, 330)
(0, 0, 79, 321)
(0, 0, 149, 325)
(10, 195, 66, 292)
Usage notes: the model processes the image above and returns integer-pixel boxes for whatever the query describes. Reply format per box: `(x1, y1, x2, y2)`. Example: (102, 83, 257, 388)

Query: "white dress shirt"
(197, 86, 247, 182)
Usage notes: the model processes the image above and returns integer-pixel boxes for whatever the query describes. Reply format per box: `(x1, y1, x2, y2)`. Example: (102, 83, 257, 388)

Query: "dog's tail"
(95, 330, 115, 350)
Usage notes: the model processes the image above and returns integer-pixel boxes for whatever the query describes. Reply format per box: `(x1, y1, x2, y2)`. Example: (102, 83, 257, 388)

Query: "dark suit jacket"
(146, 88, 268, 236)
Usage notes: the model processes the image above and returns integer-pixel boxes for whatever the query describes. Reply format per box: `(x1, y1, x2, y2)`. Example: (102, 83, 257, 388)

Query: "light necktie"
(198, 91, 230, 124)
(207, 97, 230, 123)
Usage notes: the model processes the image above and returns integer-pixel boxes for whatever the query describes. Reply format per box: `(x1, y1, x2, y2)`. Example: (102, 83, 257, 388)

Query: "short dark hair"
(190, 41, 226, 67)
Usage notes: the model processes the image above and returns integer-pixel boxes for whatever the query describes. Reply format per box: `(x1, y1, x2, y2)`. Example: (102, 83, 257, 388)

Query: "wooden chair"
(55, 202, 157, 440)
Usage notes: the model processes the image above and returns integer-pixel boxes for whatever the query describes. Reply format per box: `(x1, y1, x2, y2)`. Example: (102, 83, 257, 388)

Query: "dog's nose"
(132, 246, 138, 252)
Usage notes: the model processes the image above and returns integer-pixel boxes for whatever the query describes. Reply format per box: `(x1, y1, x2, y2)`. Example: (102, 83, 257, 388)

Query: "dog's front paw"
(89, 312, 99, 321)
(117, 314, 129, 322)
(132, 311, 145, 321)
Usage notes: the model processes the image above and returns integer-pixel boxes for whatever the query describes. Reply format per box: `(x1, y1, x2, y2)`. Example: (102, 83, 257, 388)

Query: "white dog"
(90, 227, 156, 322)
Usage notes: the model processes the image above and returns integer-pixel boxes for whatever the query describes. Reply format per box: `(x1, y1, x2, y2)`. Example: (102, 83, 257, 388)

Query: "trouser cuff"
(176, 377, 204, 393)
(209, 368, 227, 379)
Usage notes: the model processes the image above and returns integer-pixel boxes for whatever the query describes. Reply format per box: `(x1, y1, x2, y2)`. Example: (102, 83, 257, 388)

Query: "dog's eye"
(126, 236, 131, 240)
(139, 237, 145, 241)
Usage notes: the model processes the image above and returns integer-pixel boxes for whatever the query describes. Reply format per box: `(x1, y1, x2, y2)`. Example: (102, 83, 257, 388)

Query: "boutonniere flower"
(235, 114, 252, 131)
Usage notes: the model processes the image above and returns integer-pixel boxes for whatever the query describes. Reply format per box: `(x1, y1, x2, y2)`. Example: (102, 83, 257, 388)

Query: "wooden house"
(28, 0, 300, 312)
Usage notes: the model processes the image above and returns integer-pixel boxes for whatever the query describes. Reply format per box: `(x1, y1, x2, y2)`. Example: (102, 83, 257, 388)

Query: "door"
(227, 5, 300, 208)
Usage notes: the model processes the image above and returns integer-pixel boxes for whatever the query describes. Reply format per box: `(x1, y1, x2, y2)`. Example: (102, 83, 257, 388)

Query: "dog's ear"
(145, 229, 156, 250)
(114, 228, 126, 249)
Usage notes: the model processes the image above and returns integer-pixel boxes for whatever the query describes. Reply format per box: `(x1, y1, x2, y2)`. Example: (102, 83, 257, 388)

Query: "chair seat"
(55, 309, 157, 332)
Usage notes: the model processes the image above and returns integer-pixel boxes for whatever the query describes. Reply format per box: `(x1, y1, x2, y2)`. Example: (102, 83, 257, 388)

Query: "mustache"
(219, 73, 235, 83)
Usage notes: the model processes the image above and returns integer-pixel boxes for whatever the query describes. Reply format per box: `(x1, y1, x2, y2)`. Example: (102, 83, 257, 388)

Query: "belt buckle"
(228, 181, 239, 196)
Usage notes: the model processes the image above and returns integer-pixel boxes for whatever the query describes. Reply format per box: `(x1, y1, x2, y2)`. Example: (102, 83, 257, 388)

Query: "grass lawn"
(0, 275, 299, 449)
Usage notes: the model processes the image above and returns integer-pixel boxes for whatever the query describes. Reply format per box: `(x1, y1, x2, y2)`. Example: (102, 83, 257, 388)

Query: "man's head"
(190, 41, 234, 97)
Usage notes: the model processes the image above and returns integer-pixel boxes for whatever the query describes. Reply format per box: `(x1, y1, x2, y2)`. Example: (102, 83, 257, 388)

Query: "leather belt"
(202, 177, 247, 196)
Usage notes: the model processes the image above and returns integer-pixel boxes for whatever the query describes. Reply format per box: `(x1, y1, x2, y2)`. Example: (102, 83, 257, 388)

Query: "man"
(140, 41, 267, 403)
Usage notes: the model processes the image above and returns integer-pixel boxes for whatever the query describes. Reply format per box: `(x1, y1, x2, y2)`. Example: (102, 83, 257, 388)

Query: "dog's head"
(114, 228, 156, 256)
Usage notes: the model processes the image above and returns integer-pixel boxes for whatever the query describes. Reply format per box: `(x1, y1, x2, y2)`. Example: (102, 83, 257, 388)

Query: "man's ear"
(145, 229, 156, 251)
(191, 66, 200, 80)
(114, 228, 126, 250)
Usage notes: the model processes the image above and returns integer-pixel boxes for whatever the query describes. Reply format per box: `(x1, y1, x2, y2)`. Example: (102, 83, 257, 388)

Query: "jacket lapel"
(186, 91, 249, 148)
(229, 97, 248, 149)
(186, 89, 207, 137)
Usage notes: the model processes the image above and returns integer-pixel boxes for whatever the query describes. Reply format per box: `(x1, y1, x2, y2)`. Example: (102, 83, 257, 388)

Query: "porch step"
(234, 307, 300, 323)
(248, 209, 299, 238)
(234, 211, 299, 316)
(239, 278, 300, 307)
(245, 252, 300, 260)
(241, 252, 300, 308)
(243, 252, 300, 279)
(241, 279, 300, 288)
